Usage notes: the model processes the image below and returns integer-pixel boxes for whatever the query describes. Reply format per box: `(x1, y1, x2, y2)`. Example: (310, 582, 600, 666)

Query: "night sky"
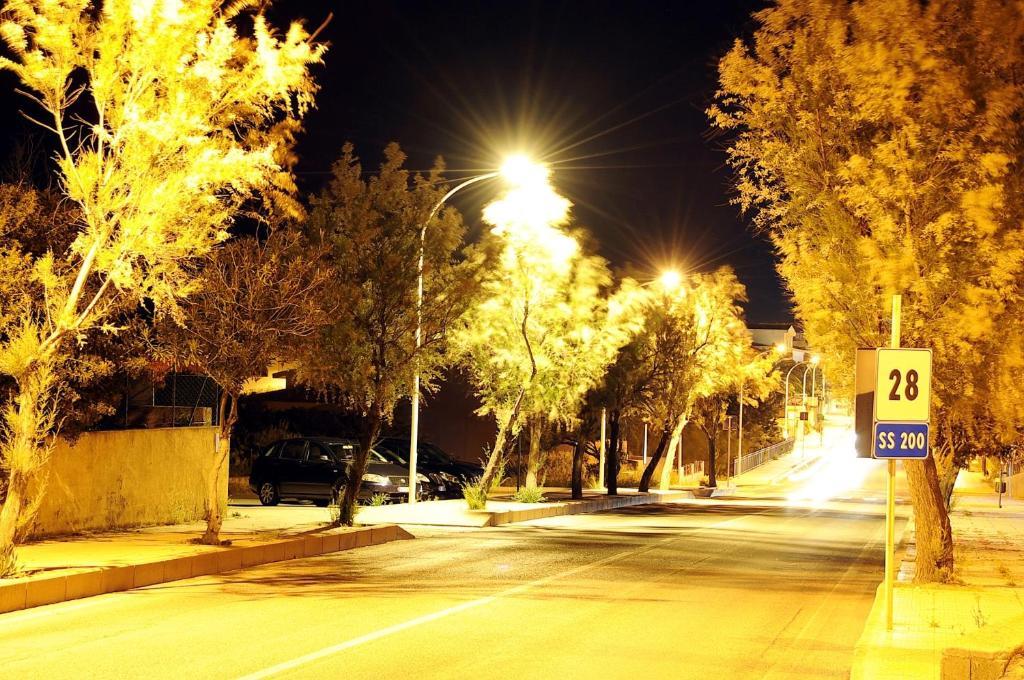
(0, 0, 791, 321)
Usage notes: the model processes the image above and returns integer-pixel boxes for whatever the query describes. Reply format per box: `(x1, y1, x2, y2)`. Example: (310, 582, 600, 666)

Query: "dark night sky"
(0, 0, 791, 321)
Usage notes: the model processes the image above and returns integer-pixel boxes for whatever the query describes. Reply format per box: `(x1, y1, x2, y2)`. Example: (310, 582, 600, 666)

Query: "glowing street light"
(659, 269, 683, 293)
(407, 155, 548, 504)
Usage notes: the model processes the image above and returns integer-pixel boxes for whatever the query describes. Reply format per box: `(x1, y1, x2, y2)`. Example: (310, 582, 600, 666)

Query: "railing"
(731, 438, 795, 476)
(680, 461, 705, 479)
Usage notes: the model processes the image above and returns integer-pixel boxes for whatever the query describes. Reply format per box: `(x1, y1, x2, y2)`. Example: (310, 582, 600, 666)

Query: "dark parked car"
(249, 437, 427, 506)
(374, 437, 484, 499)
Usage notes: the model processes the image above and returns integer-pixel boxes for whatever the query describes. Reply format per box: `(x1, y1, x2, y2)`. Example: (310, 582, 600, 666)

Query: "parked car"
(374, 437, 484, 499)
(249, 437, 429, 506)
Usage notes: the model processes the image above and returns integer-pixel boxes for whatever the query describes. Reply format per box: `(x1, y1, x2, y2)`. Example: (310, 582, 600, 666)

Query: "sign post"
(873, 295, 933, 632)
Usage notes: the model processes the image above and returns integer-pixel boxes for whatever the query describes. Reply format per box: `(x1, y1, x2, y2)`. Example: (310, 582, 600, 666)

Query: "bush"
(512, 486, 547, 503)
(463, 480, 489, 510)
(616, 462, 644, 487)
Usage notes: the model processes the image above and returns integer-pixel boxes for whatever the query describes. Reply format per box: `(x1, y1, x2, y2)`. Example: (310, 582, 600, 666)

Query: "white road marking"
(236, 546, 637, 680)
(238, 505, 777, 680)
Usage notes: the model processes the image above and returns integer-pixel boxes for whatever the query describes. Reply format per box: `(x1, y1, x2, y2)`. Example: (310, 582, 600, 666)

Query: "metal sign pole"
(885, 294, 901, 632)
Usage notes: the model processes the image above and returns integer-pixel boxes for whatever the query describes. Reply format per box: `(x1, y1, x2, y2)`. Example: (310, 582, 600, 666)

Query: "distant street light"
(783, 359, 808, 438)
(407, 156, 547, 504)
(736, 342, 787, 476)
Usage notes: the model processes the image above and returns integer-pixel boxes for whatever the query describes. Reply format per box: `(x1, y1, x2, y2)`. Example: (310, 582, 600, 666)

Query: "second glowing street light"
(407, 156, 547, 503)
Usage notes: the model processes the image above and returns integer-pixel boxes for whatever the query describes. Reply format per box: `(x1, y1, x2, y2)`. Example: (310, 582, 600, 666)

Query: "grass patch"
(512, 486, 547, 503)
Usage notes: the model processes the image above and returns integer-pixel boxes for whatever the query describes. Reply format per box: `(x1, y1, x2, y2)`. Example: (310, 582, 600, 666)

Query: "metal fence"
(731, 438, 795, 477)
(680, 461, 705, 480)
(122, 373, 220, 428)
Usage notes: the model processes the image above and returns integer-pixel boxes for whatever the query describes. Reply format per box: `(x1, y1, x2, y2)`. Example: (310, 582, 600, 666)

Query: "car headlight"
(416, 473, 429, 483)
(362, 473, 390, 485)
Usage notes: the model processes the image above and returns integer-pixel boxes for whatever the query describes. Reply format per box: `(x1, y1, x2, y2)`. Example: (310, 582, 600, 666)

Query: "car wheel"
(258, 481, 280, 506)
(313, 498, 330, 507)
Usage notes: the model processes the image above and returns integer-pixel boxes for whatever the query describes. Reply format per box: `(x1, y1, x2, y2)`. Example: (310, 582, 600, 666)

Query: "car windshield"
(326, 442, 389, 464)
(376, 447, 407, 465)
(380, 439, 451, 466)
(326, 442, 356, 460)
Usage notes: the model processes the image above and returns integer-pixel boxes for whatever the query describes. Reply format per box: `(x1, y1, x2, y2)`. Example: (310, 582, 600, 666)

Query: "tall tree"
(453, 172, 642, 495)
(301, 143, 478, 525)
(635, 268, 753, 492)
(0, 0, 323, 570)
(160, 232, 328, 544)
(711, 0, 1024, 581)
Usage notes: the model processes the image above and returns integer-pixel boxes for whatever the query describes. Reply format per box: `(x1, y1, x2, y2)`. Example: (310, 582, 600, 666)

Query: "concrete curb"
(482, 490, 695, 527)
(941, 619, 1024, 680)
(0, 524, 411, 616)
(849, 511, 916, 680)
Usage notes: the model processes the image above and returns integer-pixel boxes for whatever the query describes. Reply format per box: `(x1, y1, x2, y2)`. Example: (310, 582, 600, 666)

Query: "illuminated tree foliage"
(301, 143, 477, 525)
(160, 232, 329, 544)
(0, 0, 323, 570)
(711, 0, 1024, 581)
(634, 267, 757, 491)
(453, 174, 642, 496)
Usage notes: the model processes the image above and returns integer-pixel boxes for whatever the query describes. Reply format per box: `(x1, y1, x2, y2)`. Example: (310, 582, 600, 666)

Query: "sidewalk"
(0, 502, 408, 616)
(851, 471, 1024, 680)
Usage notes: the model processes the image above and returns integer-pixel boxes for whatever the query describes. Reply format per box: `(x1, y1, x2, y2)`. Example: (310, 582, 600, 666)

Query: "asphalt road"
(0, 455, 906, 679)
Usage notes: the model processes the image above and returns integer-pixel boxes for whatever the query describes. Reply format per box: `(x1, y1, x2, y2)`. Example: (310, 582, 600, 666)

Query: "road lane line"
(235, 546, 638, 680)
(238, 504, 779, 680)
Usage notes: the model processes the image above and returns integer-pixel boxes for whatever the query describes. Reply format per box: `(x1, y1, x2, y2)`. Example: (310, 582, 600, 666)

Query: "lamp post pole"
(783, 360, 807, 438)
(408, 172, 499, 504)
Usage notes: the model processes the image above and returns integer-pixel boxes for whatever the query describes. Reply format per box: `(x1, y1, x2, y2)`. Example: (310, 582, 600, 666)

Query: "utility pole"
(598, 408, 607, 489)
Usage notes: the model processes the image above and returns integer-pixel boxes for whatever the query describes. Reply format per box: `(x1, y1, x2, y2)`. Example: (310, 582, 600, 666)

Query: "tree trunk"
(905, 457, 955, 582)
(479, 385, 527, 491)
(340, 409, 384, 526)
(200, 391, 236, 545)
(606, 409, 620, 496)
(638, 427, 671, 493)
(525, 416, 543, 489)
(0, 358, 58, 575)
(707, 430, 718, 488)
(571, 434, 584, 500)
(0, 470, 27, 575)
(659, 415, 687, 491)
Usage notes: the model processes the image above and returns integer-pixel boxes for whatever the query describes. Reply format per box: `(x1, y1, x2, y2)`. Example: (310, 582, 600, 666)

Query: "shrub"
(512, 486, 547, 503)
(463, 480, 489, 510)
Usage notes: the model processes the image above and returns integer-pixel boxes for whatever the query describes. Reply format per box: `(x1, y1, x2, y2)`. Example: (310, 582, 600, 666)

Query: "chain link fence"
(122, 373, 220, 428)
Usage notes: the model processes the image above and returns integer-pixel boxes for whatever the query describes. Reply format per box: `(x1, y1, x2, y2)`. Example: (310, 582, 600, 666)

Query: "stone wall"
(27, 427, 220, 538)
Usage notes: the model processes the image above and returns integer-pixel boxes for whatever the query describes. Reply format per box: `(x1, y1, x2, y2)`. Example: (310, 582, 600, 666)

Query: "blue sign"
(873, 422, 929, 459)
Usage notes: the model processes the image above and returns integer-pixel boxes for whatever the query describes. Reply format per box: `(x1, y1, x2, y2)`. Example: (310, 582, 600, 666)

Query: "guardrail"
(732, 438, 795, 476)
(680, 461, 704, 480)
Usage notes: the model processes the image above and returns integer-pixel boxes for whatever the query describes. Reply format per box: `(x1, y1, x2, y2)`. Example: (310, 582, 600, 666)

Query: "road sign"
(873, 422, 929, 459)
(874, 348, 932, 422)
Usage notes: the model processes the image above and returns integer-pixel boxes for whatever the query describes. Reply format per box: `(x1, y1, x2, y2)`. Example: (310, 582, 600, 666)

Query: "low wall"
(27, 427, 220, 539)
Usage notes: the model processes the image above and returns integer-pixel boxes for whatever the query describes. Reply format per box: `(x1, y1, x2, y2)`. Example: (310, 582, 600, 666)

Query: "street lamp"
(736, 342, 787, 476)
(407, 155, 547, 503)
(782, 359, 808, 438)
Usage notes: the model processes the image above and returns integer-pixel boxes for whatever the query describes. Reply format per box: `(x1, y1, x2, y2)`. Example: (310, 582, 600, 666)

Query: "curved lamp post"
(783, 360, 807, 438)
(736, 342, 786, 476)
(407, 156, 546, 503)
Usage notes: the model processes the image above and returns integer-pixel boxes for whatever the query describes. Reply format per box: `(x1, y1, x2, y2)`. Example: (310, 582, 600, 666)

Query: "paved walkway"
(8, 502, 332, 581)
(852, 470, 1024, 680)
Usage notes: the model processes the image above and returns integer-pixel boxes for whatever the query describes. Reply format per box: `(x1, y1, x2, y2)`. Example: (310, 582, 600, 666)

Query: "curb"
(941, 617, 1024, 680)
(482, 490, 694, 527)
(0, 523, 411, 616)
